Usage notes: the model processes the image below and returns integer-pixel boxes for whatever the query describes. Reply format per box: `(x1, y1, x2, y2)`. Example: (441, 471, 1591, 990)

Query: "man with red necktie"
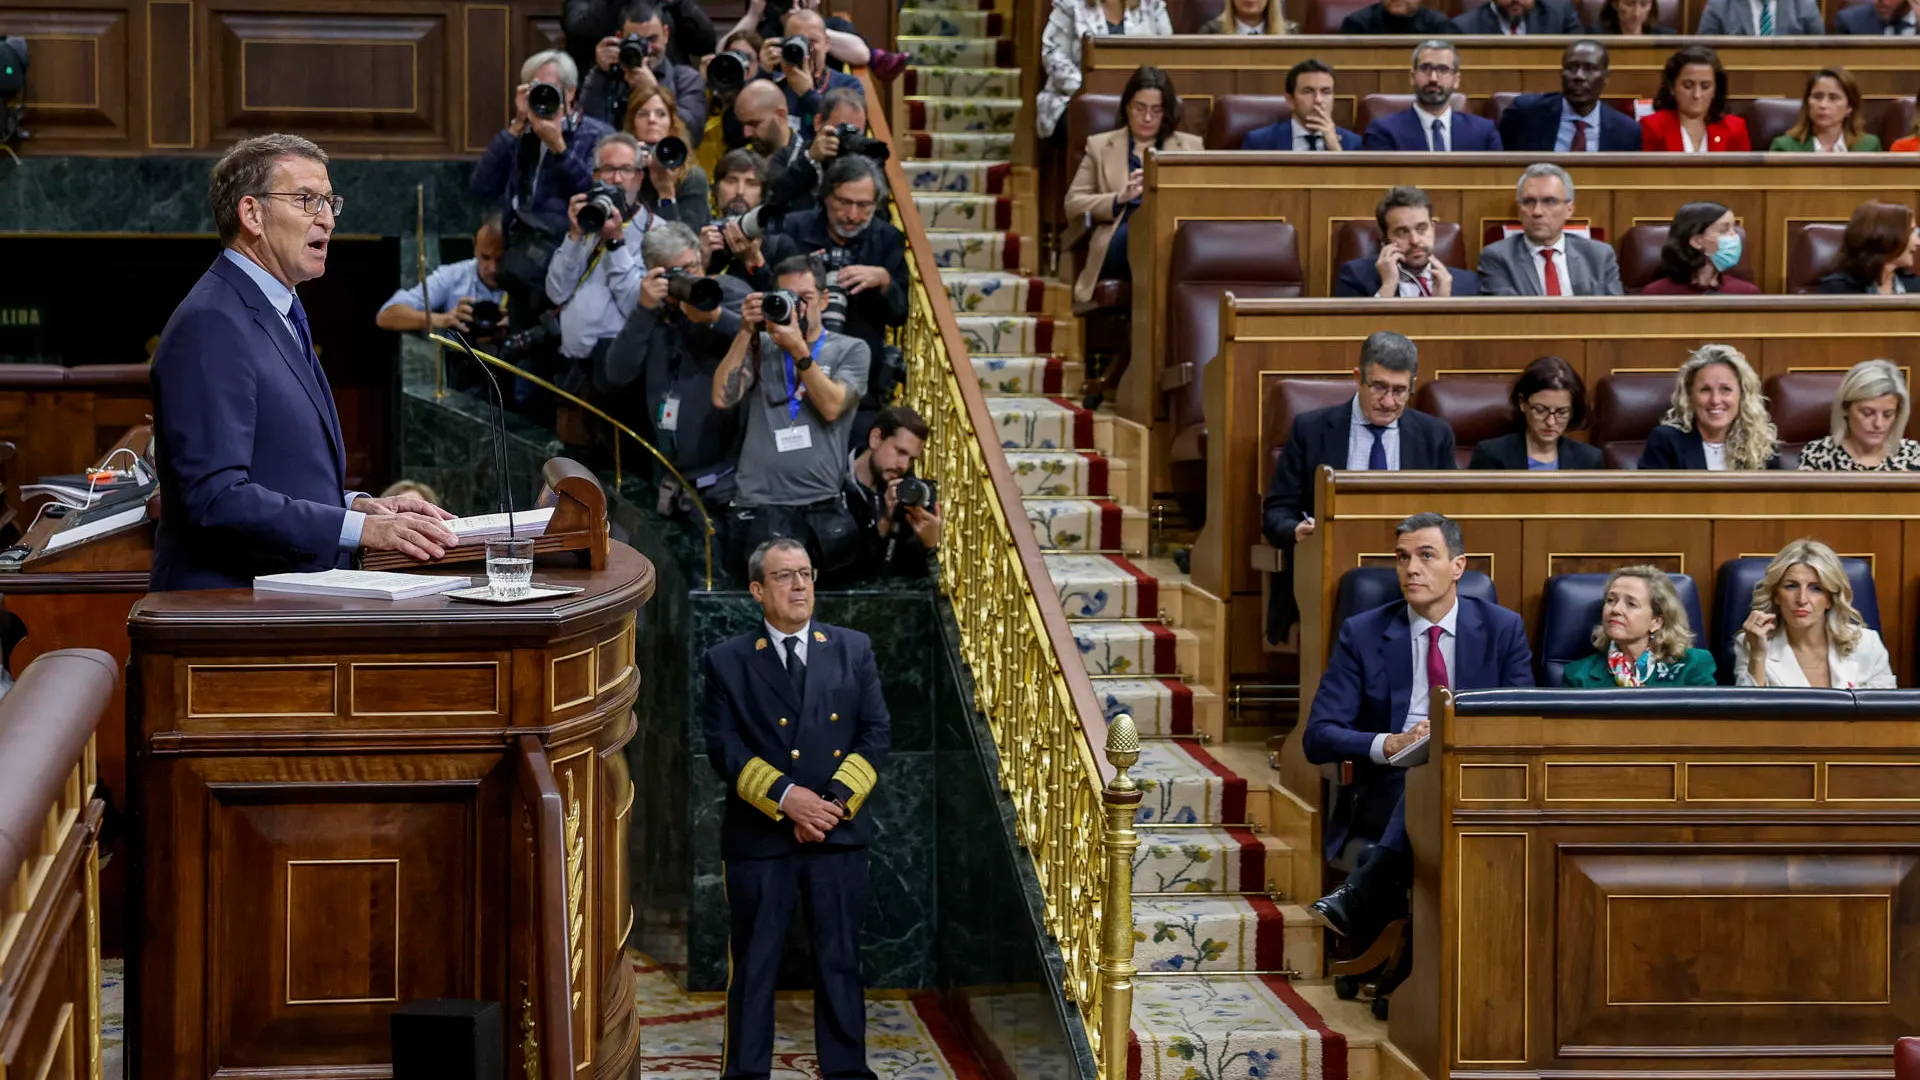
(1476, 163, 1623, 298)
(1300, 512, 1535, 944)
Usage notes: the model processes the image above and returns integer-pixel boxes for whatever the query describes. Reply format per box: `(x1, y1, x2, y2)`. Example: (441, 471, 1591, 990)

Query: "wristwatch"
(793, 351, 814, 373)
(604, 237, 625, 251)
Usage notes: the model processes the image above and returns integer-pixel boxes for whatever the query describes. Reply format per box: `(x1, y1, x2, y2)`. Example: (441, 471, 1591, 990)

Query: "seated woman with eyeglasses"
(1066, 66, 1202, 307)
(1469, 356, 1604, 470)
(1737, 538, 1894, 688)
(1560, 566, 1716, 687)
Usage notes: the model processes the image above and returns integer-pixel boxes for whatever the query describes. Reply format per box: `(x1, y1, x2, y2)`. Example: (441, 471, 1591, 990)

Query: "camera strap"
(782, 334, 825, 420)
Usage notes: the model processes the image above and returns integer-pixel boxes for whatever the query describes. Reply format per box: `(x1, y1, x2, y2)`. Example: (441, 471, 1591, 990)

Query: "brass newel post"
(1099, 713, 1142, 1080)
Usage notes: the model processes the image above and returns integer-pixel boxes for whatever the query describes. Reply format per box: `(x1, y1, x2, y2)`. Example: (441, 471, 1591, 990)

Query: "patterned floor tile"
(903, 159, 1008, 195)
(915, 132, 1017, 161)
(899, 8, 996, 36)
(985, 396, 1089, 449)
(1132, 828, 1265, 893)
(1025, 498, 1121, 550)
(957, 314, 1050, 355)
(946, 271, 1041, 315)
(922, 230, 1012, 271)
(914, 194, 1010, 232)
(1092, 677, 1195, 736)
(910, 97, 1022, 132)
(1133, 741, 1245, 824)
(897, 35, 1002, 67)
(1133, 896, 1290, 973)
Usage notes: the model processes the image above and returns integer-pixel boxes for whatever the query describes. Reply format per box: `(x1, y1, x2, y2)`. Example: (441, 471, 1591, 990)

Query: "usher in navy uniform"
(702, 621, 890, 1080)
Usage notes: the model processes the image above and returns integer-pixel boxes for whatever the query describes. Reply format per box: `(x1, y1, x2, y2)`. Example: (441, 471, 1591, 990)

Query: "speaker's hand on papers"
(361, 512, 459, 562)
(354, 493, 456, 520)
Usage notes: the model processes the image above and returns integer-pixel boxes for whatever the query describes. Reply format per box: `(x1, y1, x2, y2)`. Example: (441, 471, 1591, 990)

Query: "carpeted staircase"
(892, 5, 1384, 1078)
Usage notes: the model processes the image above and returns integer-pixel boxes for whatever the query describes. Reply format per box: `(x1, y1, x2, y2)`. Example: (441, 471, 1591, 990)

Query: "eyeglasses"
(263, 191, 345, 218)
(826, 192, 877, 212)
(596, 164, 639, 178)
(1527, 404, 1574, 422)
(1415, 63, 1457, 76)
(1365, 381, 1413, 400)
(766, 568, 818, 586)
(1518, 197, 1567, 210)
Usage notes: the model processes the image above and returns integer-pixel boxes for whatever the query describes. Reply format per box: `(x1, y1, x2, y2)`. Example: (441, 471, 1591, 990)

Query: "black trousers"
(722, 848, 875, 1080)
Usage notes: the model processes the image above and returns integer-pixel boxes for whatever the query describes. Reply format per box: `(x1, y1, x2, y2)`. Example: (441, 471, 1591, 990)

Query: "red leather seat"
(1334, 220, 1467, 286)
(1207, 95, 1294, 150)
(1413, 378, 1514, 468)
(1896, 1035, 1920, 1080)
(1786, 222, 1847, 294)
(1167, 220, 1306, 465)
(1573, 0, 1682, 27)
(1302, 0, 1376, 32)
(1591, 373, 1675, 470)
(1617, 223, 1753, 293)
(1877, 96, 1916, 149)
(1264, 377, 1358, 486)
(1355, 93, 1470, 137)
(1736, 98, 1802, 151)
(1765, 371, 1845, 469)
(1483, 93, 1638, 124)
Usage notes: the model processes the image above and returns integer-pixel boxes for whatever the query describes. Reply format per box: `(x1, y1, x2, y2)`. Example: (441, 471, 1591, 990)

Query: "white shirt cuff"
(1369, 732, 1389, 765)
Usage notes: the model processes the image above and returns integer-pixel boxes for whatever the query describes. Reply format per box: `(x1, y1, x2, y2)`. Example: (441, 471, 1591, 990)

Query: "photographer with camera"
(544, 133, 660, 393)
(762, 154, 906, 442)
(376, 214, 508, 339)
(730, 0, 908, 81)
(703, 149, 771, 283)
(733, 80, 825, 221)
(711, 255, 870, 579)
(564, 0, 714, 76)
(846, 405, 942, 577)
(627, 85, 711, 230)
(601, 222, 749, 515)
(582, 1, 707, 139)
(769, 10, 862, 135)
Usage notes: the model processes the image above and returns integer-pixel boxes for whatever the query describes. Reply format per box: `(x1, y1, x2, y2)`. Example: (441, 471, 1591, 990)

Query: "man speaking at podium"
(150, 134, 459, 591)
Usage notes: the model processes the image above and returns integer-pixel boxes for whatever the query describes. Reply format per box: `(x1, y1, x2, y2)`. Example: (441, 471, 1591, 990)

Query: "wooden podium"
(125, 542, 655, 1080)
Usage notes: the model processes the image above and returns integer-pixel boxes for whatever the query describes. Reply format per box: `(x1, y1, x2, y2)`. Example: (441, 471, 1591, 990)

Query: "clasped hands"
(785, 785, 846, 843)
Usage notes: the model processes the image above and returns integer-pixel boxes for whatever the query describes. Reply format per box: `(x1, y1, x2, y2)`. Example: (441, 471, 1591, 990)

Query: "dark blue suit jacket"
(1835, 3, 1912, 31)
(1638, 423, 1782, 470)
(1497, 93, 1643, 152)
(1362, 107, 1502, 152)
(151, 255, 352, 591)
(1303, 595, 1534, 854)
(1334, 257, 1481, 297)
(703, 622, 892, 859)
(1242, 121, 1362, 151)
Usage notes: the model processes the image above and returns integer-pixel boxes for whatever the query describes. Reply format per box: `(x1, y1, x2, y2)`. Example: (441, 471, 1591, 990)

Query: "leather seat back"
(1412, 378, 1513, 467)
(1762, 371, 1845, 468)
(1713, 556, 1880, 684)
(1066, 94, 1123, 192)
(1264, 378, 1357, 485)
(1617, 223, 1754, 293)
(1590, 373, 1675, 469)
(1539, 572, 1704, 686)
(1734, 97, 1802, 151)
(1303, 0, 1376, 32)
(1355, 93, 1471, 136)
(1786, 221, 1847, 294)
(1169, 221, 1304, 463)
(1207, 95, 1293, 150)
(1333, 566, 1498, 643)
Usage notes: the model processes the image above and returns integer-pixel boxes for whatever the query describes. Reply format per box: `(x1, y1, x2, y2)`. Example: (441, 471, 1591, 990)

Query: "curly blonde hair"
(1660, 344, 1777, 471)
(1589, 565, 1695, 663)
(1750, 538, 1867, 656)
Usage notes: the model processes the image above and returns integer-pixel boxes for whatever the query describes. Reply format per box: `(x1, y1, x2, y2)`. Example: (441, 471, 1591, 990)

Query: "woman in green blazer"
(1561, 566, 1718, 687)
(1769, 67, 1882, 153)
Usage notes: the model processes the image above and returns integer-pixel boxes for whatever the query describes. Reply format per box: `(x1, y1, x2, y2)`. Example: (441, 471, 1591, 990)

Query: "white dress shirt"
(1702, 441, 1727, 470)
(1749, 0, 1772, 32)
(1415, 105, 1452, 151)
(1235, 17, 1265, 31)
(1734, 626, 1895, 688)
(1887, 12, 1917, 32)
(1527, 236, 1573, 296)
(1345, 395, 1402, 470)
(1679, 125, 1707, 153)
(1370, 599, 1459, 762)
(1497, 16, 1527, 32)
(1290, 118, 1329, 151)
(1813, 134, 1846, 152)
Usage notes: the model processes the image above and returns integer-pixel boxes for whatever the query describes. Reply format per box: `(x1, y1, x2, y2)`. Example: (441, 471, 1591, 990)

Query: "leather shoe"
(1309, 880, 1368, 938)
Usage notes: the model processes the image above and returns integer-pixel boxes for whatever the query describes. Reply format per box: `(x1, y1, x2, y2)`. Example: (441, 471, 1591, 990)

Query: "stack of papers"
(253, 569, 472, 600)
(446, 506, 555, 542)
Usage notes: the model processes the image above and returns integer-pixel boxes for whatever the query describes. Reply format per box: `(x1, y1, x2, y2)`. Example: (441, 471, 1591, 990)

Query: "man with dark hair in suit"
(151, 134, 458, 591)
(1497, 41, 1643, 152)
(1361, 41, 1503, 152)
(1450, 0, 1582, 33)
(1335, 185, 1481, 297)
(1243, 60, 1363, 151)
(1341, 0, 1456, 33)
(1260, 332, 1457, 641)
(1303, 512, 1535, 942)
(1835, 0, 1917, 33)
(703, 537, 889, 1080)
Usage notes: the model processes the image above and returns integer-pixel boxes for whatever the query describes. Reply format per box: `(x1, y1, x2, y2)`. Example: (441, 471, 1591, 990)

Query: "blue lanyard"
(782, 335, 825, 420)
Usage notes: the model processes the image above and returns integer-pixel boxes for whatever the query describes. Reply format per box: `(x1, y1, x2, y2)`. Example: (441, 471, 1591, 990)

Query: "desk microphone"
(440, 328, 518, 539)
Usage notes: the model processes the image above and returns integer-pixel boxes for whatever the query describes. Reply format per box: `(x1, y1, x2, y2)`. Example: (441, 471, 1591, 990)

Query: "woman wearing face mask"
(1639, 344, 1779, 470)
(1771, 68, 1880, 153)
(1639, 45, 1748, 152)
(1199, 0, 1296, 33)
(1469, 355, 1604, 470)
(1736, 538, 1894, 688)
(1560, 567, 1716, 687)
(1641, 202, 1759, 295)
(1796, 359, 1920, 471)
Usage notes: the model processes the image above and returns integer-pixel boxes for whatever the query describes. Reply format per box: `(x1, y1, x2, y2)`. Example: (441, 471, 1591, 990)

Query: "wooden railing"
(0, 648, 116, 1080)
(515, 736, 579, 1080)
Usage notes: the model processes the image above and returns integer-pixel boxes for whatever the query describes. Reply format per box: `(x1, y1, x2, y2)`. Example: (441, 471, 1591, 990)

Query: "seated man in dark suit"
(1835, 0, 1917, 33)
(1260, 332, 1457, 641)
(1342, 0, 1457, 33)
(1450, 0, 1582, 33)
(1244, 60, 1363, 151)
(1304, 512, 1535, 941)
(1362, 41, 1503, 152)
(1336, 185, 1481, 297)
(1497, 41, 1643, 152)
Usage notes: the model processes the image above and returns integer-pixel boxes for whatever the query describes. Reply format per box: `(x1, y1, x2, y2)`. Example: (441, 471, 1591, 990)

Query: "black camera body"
(893, 474, 936, 512)
(575, 182, 627, 235)
(617, 34, 654, 70)
(831, 122, 891, 163)
(498, 309, 561, 364)
(761, 289, 798, 326)
(780, 36, 810, 68)
(527, 80, 563, 119)
(664, 268, 723, 312)
(708, 50, 753, 95)
(469, 299, 505, 342)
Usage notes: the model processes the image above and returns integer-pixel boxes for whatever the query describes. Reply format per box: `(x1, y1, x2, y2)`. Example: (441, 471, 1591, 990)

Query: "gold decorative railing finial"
(1099, 715, 1143, 1080)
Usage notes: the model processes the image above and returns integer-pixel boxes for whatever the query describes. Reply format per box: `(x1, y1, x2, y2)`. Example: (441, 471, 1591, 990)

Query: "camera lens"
(709, 51, 750, 94)
(781, 37, 809, 68)
(666, 269, 724, 312)
(895, 476, 930, 509)
(652, 135, 687, 172)
(528, 81, 562, 118)
(577, 184, 622, 234)
(761, 290, 795, 325)
(618, 35, 650, 69)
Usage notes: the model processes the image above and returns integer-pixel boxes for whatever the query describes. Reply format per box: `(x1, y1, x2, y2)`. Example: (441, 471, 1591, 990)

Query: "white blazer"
(1036, 0, 1172, 137)
(1733, 627, 1896, 689)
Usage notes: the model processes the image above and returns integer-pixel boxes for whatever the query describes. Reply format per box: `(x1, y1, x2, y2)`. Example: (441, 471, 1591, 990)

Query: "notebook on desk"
(252, 569, 472, 601)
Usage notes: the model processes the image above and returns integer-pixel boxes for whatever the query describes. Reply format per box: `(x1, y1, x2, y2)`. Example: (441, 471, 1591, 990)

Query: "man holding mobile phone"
(1335, 185, 1482, 297)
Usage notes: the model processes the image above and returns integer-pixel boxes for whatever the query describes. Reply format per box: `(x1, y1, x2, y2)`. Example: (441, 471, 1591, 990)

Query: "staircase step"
(945, 271, 1045, 314)
(908, 96, 1022, 133)
(1072, 619, 1192, 676)
(1134, 895, 1293, 974)
(1093, 678, 1199, 738)
(1045, 553, 1163, 619)
(914, 193, 1012, 232)
(957, 314, 1053, 356)
(910, 131, 1017, 161)
(1133, 741, 1245, 825)
(1132, 827, 1267, 893)
(1024, 498, 1144, 553)
(902, 159, 1010, 195)
(1002, 447, 1113, 496)
(973, 355, 1065, 395)
(986, 395, 1092, 449)
(898, 35, 1013, 68)
(904, 66, 1023, 99)
(923, 229, 1020, 272)
(898, 8, 1005, 36)
(1129, 976, 1348, 1080)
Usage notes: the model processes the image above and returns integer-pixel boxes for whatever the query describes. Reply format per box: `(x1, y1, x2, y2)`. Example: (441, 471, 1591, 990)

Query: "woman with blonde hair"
(1737, 539, 1894, 688)
(1560, 566, 1717, 687)
(1638, 344, 1779, 470)
(626, 83, 711, 229)
(1797, 359, 1920, 471)
(1199, 0, 1296, 34)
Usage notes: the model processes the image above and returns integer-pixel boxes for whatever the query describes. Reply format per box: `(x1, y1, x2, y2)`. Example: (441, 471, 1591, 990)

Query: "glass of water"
(485, 538, 535, 599)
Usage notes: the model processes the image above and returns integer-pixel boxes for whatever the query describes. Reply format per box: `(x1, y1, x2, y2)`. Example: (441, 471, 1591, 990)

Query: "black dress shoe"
(1309, 880, 1368, 938)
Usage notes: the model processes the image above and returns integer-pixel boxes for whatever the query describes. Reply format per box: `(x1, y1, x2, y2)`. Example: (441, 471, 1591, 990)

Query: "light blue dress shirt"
(1345, 395, 1401, 470)
(1556, 100, 1603, 152)
(219, 248, 366, 548)
(545, 212, 656, 360)
(379, 258, 506, 315)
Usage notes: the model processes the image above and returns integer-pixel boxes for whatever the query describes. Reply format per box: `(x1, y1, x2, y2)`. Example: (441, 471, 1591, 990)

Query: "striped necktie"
(1759, 0, 1775, 34)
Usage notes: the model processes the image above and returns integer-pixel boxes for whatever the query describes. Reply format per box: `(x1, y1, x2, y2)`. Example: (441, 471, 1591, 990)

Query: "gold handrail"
(425, 333, 717, 590)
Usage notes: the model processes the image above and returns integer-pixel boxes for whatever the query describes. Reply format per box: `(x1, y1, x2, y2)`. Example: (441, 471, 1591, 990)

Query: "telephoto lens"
(665, 268, 724, 312)
(760, 290, 797, 326)
(780, 36, 809, 68)
(650, 135, 688, 172)
(894, 475, 930, 509)
(708, 50, 751, 94)
(575, 182, 625, 235)
(527, 81, 562, 118)
(618, 34, 651, 69)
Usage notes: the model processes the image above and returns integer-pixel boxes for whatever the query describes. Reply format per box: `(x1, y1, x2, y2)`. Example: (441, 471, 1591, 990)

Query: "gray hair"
(1411, 39, 1457, 69)
(521, 49, 579, 92)
(1359, 330, 1419, 381)
(1395, 512, 1464, 559)
(641, 221, 701, 269)
(822, 153, 890, 204)
(820, 88, 867, 122)
(594, 131, 643, 169)
(1832, 358, 1911, 441)
(749, 537, 809, 582)
(1517, 162, 1575, 203)
(209, 133, 329, 244)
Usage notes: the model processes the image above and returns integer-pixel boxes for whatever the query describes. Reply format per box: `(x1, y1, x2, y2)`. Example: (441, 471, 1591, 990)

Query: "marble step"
(923, 229, 1022, 272)
(1045, 552, 1163, 620)
(902, 158, 1009, 195)
(985, 395, 1098, 450)
(945, 271, 1045, 315)
(1072, 619, 1194, 677)
(898, 35, 1013, 68)
(908, 131, 1016, 162)
(904, 65, 1022, 99)
(956, 314, 1054, 357)
(1131, 826, 1269, 893)
(899, 8, 1004, 35)
(914, 193, 1012, 232)
(908, 96, 1022, 133)
(1133, 895, 1302, 974)
(1024, 498, 1145, 553)
(1131, 740, 1247, 825)
(1129, 975, 1348, 1080)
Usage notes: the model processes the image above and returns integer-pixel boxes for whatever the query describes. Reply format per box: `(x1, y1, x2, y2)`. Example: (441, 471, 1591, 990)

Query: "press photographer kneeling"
(712, 256, 870, 580)
(846, 405, 942, 577)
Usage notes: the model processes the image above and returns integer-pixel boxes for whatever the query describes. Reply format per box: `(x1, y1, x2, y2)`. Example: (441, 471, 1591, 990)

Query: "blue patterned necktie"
(1366, 424, 1388, 470)
(1430, 116, 1448, 152)
(286, 293, 323, 384)
(1759, 0, 1775, 34)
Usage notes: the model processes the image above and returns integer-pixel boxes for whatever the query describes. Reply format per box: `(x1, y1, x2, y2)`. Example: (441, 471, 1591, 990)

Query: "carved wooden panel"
(1456, 832, 1528, 1065)
(147, 0, 195, 148)
(176, 653, 510, 731)
(211, 13, 445, 146)
(0, 8, 130, 144)
(1544, 762, 1679, 804)
(462, 3, 509, 152)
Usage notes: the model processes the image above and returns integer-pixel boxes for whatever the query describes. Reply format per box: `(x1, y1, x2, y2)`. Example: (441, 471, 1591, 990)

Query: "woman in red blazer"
(1640, 44, 1749, 153)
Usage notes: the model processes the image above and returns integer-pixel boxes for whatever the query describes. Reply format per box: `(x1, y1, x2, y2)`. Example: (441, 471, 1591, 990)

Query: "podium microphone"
(440, 328, 518, 539)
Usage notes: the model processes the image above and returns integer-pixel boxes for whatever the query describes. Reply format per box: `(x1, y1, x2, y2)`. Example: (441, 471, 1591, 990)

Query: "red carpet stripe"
(910, 992, 994, 1080)
(1182, 742, 1248, 823)
(1039, 355, 1064, 394)
(908, 100, 927, 130)
(1126, 1029, 1143, 1080)
(1026, 277, 1048, 314)
(1230, 827, 1265, 891)
(1002, 232, 1021, 271)
(1107, 554, 1159, 617)
(1248, 894, 1289, 971)
(1096, 500, 1123, 547)
(984, 162, 1011, 193)
(1081, 451, 1108, 495)
(1033, 316, 1054, 352)
(1162, 678, 1193, 735)
(1261, 975, 1350, 1079)
(1146, 622, 1177, 674)
(912, 133, 933, 156)
(992, 198, 1013, 230)
(1048, 396, 1092, 447)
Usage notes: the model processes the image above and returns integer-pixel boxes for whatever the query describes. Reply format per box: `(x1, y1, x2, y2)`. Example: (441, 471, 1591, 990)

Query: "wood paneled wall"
(0, 0, 571, 157)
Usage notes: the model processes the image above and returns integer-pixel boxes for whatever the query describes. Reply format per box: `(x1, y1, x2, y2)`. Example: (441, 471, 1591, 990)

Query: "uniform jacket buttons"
(790, 749, 801, 759)
(830, 712, 840, 722)
(833, 749, 843, 758)
(778, 717, 789, 726)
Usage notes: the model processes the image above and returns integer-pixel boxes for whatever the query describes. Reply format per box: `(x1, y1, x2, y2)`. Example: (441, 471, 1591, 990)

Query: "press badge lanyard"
(782, 334, 826, 421)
